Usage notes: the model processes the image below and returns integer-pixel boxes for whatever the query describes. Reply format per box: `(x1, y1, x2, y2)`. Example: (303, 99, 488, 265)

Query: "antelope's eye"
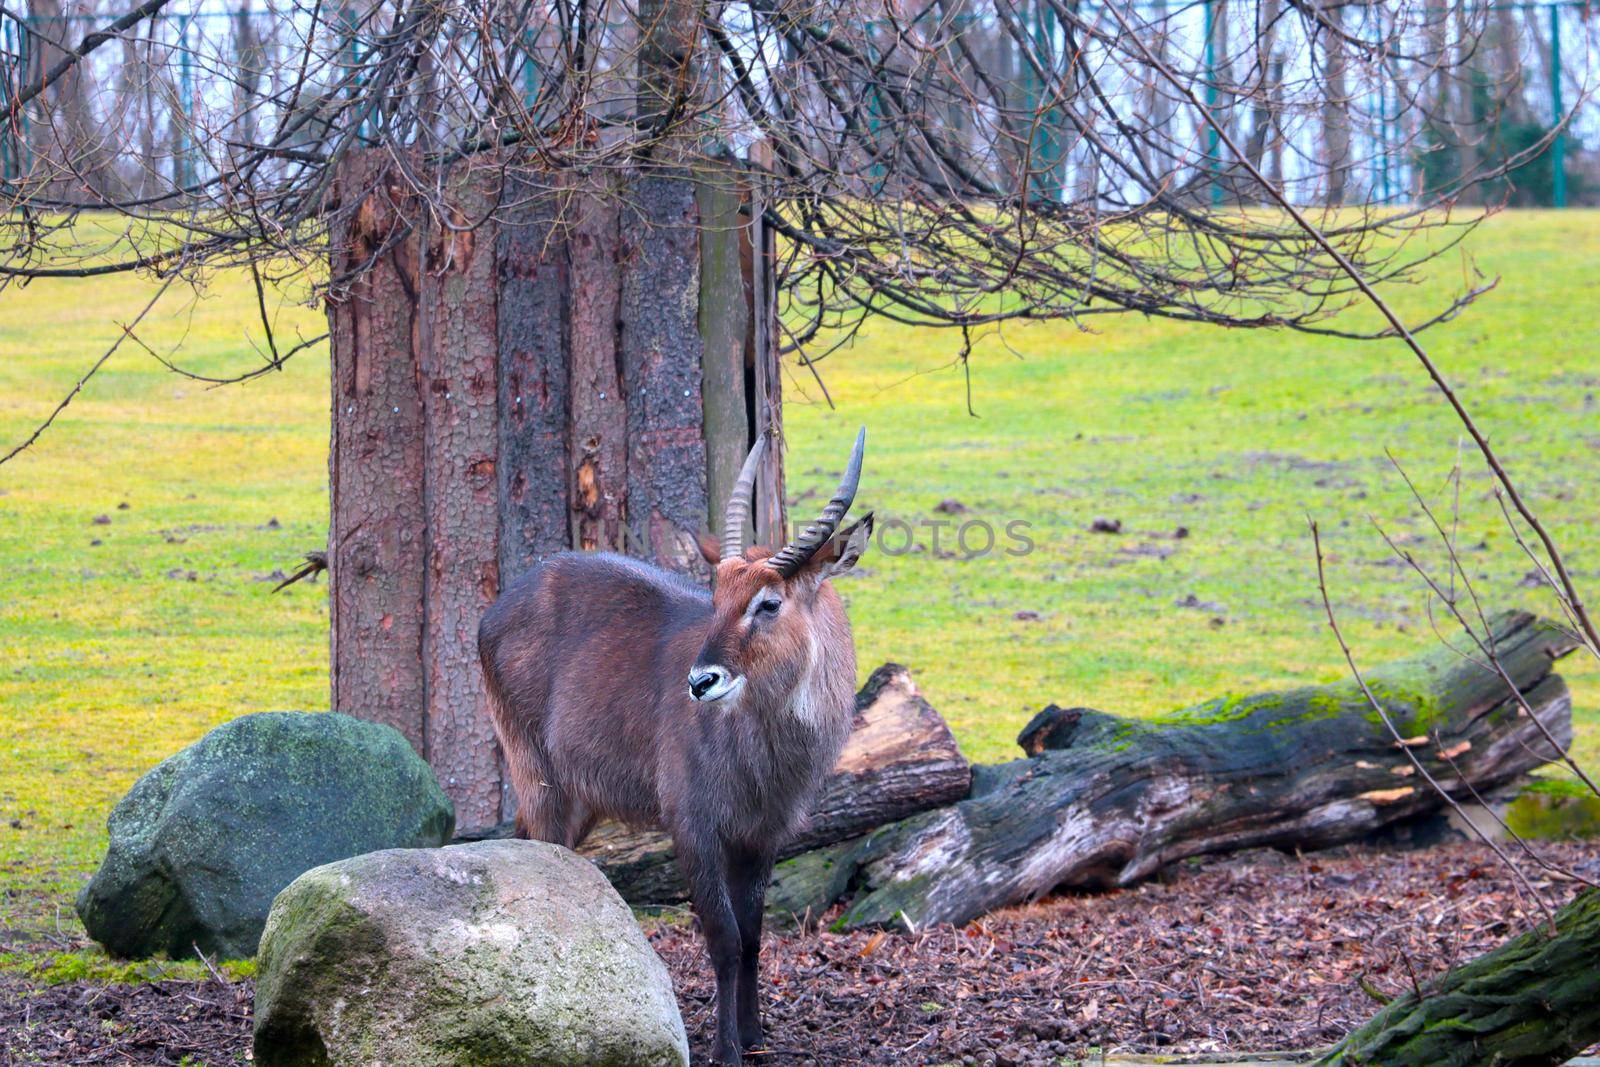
(755, 598, 781, 616)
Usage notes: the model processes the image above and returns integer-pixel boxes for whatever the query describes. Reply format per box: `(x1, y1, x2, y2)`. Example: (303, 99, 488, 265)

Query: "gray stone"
(77, 712, 454, 959)
(253, 839, 689, 1067)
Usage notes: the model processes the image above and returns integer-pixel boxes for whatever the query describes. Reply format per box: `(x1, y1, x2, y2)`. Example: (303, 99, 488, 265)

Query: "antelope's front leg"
(680, 835, 746, 1064)
(729, 846, 775, 1050)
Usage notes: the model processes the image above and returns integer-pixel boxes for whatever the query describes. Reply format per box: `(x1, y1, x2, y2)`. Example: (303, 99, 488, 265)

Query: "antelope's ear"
(804, 513, 873, 583)
(691, 528, 723, 566)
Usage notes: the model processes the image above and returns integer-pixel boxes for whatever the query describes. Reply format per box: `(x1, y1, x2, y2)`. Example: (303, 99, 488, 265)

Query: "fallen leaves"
(5, 841, 1597, 1065)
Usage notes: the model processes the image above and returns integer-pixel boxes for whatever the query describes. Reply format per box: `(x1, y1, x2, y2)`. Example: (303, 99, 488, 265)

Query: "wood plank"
(327, 149, 427, 753)
(419, 163, 504, 831)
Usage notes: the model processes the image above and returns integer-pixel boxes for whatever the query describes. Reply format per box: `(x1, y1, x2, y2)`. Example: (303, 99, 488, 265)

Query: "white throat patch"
(789, 630, 825, 726)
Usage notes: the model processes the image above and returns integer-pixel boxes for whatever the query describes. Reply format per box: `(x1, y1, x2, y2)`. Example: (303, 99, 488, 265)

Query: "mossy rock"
(253, 839, 688, 1067)
(76, 712, 454, 960)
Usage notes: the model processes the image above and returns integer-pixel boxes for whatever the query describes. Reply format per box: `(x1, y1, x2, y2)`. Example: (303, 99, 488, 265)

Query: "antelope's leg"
(515, 780, 571, 844)
(729, 846, 775, 1050)
(559, 798, 596, 850)
(678, 834, 744, 1065)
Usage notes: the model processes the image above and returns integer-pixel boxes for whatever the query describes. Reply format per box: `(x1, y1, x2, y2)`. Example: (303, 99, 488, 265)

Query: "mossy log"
(578, 664, 972, 904)
(781, 611, 1577, 930)
(1316, 888, 1600, 1066)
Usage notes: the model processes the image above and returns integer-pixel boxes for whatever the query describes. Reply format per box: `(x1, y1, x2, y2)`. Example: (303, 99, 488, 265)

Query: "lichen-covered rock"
(253, 839, 689, 1067)
(77, 712, 454, 960)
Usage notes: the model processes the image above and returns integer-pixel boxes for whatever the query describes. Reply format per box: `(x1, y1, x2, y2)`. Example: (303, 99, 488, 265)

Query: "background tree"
(0, 0, 1589, 317)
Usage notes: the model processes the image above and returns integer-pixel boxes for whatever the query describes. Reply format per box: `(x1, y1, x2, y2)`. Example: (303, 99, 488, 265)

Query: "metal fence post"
(1031, 0, 1060, 200)
(522, 30, 537, 110)
(0, 15, 12, 182)
(1550, 2, 1566, 208)
(1203, 0, 1221, 205)
(178, 13, 195, 190)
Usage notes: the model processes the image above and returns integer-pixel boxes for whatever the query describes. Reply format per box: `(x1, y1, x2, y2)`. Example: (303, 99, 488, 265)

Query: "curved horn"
(768, 426, 865, 577)
(720, 431, 768, 559)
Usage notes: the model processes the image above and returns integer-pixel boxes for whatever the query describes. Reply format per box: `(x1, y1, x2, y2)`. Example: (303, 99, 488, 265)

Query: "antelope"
(478, 428, 872, 1065)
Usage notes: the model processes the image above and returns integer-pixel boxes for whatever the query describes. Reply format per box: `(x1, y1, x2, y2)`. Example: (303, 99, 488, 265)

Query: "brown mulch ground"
(3, 840, 1598, 1066)
(0, 976, 250, 1066)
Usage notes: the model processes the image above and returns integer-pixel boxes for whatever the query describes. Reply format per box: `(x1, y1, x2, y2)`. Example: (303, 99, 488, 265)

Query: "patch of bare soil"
(3, 840, 1596, 1066)
(0, 976, 250, 1065)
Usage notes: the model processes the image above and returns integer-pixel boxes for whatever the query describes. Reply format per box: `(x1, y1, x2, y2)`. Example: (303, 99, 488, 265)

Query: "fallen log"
(773, 610, 1577, 930)
(579, 663, 972, 903)
(1316, 887, 1600, 1066)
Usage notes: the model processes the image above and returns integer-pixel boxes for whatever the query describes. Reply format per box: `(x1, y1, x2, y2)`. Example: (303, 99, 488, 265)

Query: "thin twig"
(1309, 519, 1556, 932)
(0, 275, 177, 467)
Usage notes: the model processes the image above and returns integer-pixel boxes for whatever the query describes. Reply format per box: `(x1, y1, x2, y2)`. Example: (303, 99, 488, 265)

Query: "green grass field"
(3, 210, 1598, 940)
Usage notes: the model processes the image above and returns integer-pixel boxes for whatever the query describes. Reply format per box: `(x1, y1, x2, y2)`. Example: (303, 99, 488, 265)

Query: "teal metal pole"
(865, 27, 884, 190)
(1032, 0, 1059, 200)
(1203, 0, 1220, 205)
(16, 14, 28, 173)
(1, 16, 11, 181)
(178, 13, 193, 189)
(341, 6, 366, 141)
(1550, 3, 1566, 208)
(523, 30, 537, 110)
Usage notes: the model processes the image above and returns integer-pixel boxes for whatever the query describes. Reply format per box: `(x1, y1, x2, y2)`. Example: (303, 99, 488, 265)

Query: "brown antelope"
(478, 428, 872, 1065)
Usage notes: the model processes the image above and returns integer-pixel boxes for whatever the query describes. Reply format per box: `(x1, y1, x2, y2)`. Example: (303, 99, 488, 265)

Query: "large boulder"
(77, 712, 454, 959)
(253, 839, 689, 1067)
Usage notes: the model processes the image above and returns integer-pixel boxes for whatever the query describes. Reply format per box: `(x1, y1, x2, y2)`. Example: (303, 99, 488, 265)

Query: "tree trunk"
(326, 150, 783, 832)
(699, 173, 753, 549)
(619, 176, 710, 573)
(575, 664, 973, 904)
(418, 164, 504, 825)
(1241, 0, 1281, 199)
(1452, 3, 1480, 201)
(1316, 888, 1600, 1066)
(565, 184, 627, 553)
(232, 4, 263, 159)
(328, 151, 428, 755)
(776, 611, 1578, 930)
(1321, 0, 1351, 206)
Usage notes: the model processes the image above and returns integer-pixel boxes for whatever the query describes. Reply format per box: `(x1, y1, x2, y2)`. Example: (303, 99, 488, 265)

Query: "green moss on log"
(1317, 889, 1600, 1066)
(1520, 777, 1595, 800)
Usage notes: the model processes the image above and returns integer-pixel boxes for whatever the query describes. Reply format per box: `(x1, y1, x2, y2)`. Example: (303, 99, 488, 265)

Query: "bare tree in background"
(0, 0, 1587, 353)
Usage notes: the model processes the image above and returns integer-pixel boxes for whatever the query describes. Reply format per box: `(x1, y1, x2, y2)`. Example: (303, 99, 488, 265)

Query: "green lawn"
(3, 210, 1598, 938)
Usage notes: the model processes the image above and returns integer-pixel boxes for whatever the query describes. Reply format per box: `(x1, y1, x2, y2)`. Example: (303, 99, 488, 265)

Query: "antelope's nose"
(688, 665, 732, 702)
